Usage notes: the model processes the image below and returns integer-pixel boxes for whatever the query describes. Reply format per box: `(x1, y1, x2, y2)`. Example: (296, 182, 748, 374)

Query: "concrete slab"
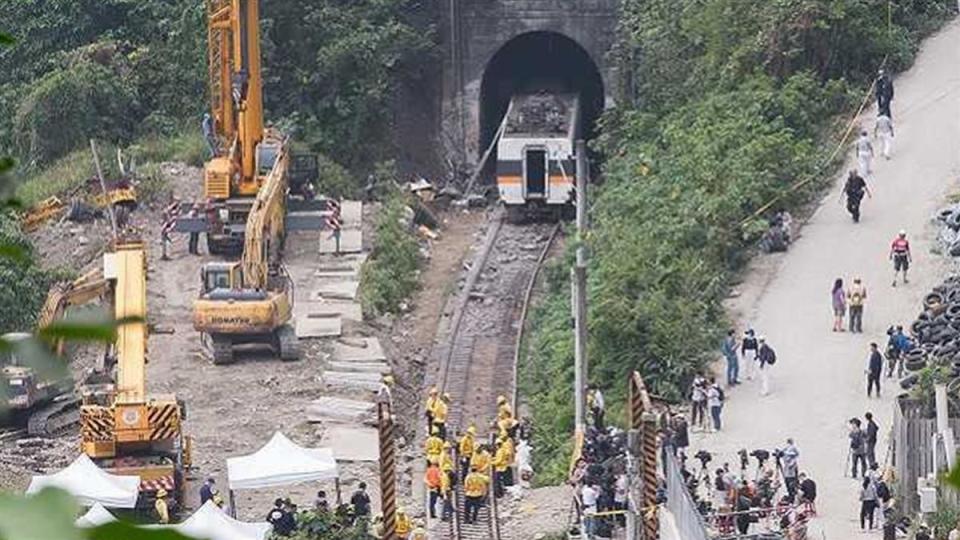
(312, 280, 359, 301)
(300, 300, 362, 321)
(306, 397, 376, 424)
(327, 361, 390, 374)
(319, 229, 362, 254)
(333, 338, 386, 362)
(321, 425, 379, 462)
(323, 371, 382, 392)
(340, 200, 363, 228)
(295, 315, 341, 338)
(316, 253, 368, 272)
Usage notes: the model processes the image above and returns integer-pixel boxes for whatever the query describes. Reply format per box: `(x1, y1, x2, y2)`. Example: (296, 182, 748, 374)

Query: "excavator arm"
(37, 268, 110, 354)
(241, 137, 289, 290)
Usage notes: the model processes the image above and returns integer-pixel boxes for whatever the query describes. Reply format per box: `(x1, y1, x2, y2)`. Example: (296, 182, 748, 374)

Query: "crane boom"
(109, 243, 146, 404)
(205, 0, 268, 199)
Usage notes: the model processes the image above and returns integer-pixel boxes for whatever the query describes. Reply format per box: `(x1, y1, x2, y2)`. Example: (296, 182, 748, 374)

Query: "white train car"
(496, 93, 580, 220)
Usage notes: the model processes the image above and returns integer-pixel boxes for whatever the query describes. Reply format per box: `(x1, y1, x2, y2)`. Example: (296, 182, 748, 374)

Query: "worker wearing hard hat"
(395, 507, 412, 538)
(433, 392, 450, 439)
(496, 395, 512, 421)
(424, 387, 440, 432)
(411, 521, 427, 540)
(424, 426, 444, 465)
(463, 467, 490, 524)
(470, 444, 492, 475)
(440, 460, 454, 522)
(424, 460, 443, 519)
(493, 436, 513, 498)
(376, 375, 394, 414)
(458, 425, 477, 480)
(154, 489, 170, 524)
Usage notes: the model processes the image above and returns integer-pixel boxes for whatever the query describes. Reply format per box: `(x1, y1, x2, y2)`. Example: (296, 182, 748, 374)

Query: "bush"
(14, 54, 139, 167)
(360, 180, 419, 317)
(0, 211, 67, 333)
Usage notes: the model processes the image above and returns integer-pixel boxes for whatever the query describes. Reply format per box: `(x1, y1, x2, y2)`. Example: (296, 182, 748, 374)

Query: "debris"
(417, 225, 439, 240)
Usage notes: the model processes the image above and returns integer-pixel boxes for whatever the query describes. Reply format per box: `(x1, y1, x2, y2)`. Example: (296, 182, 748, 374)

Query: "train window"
(525, 149, 547, 198)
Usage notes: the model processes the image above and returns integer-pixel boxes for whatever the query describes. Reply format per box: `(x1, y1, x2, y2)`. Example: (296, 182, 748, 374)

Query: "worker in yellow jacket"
(493, 439, 512, 498)
(458, 425, 476, 480)
(395, 507, 412, 538)
(424, 426, 444, 465)
(433, 393, 450, 439)
(463, 468, 489, 524)
(440, 462, 454, 522)
(154, 489, 170, 524)
(499, 435, 516, 489)
(497, 395, 512, 421)
(470, 444, 491, 474)
(411, 522, 427, 540)
(424, 387, 439, 432)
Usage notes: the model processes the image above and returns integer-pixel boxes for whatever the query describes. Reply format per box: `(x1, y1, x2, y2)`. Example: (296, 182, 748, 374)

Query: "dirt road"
(693, 19, 960, 538)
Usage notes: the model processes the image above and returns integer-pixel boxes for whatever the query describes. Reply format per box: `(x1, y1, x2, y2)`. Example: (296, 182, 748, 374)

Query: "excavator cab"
(200, 262, 243, 294)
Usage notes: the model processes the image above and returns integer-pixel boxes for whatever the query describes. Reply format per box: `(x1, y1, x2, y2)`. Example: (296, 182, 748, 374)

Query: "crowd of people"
(420, 388, 528, 531)
(570, 387, 632, 540)
(258, 482, 373, 537)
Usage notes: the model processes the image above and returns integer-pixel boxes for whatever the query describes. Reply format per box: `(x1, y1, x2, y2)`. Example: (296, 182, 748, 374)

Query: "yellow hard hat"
(443, 392, 451, 400)
(497, 395, 507, 405)
(383, 375, 395, 384)
(429, 387, 438, 395)
(443, 441, 452, 449)
(398, 507, 406, 514)
(156, 489, 168, 498)
(467, 425, 476, 435)
(431, 426, 439, 435)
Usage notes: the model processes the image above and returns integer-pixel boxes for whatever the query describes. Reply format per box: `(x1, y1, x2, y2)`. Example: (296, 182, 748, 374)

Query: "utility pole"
(572, 139, 589, 432)
(90, 139, 118, 239)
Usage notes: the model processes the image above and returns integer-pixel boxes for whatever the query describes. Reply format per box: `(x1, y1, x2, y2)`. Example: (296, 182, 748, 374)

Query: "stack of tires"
(935, 206, 960, 256)
(899, 275, 960, 393)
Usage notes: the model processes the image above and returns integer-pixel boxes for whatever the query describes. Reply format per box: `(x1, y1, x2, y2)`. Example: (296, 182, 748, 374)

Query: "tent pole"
(229, 489, 237, 518)
(336, 477, 342, 506)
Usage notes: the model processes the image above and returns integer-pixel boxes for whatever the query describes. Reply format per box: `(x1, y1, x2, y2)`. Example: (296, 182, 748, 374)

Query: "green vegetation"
(1, 0, 433, 184)
(360, 166, 420, 317)
(521, 0, 957, 483)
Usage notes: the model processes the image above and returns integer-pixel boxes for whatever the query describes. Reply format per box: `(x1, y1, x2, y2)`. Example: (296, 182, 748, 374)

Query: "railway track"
(433, 212, 560, 540)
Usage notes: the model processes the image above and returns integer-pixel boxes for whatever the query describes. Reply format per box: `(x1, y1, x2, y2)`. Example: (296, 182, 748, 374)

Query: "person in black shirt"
(842, 170, 872, 223)
(350, 482, 372, 520)
(267, 498, 294, 537)
(876, 69, 894, 118)
(798, 472, 817, 510)
(199, 477, 215, 505)
(866, 344, 883, 397)
(865, 412, 880, 468)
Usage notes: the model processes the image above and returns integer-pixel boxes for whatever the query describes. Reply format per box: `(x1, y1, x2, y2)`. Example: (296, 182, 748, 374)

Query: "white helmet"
(898, 229, 907, 237)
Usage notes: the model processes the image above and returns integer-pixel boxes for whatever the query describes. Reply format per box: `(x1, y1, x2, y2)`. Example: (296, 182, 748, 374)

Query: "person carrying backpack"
(707, 377, 724, 432)
(849, 418, 868, 478)
(757, 337, 776, 396)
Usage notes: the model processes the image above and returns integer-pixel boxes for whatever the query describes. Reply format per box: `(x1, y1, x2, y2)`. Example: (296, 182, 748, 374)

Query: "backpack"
(717, 387, 726, 402)
(764, 346, 777, 365)
(876, 481, 890, 501)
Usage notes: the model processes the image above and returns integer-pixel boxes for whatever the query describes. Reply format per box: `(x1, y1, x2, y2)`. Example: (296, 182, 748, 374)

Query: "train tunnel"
(479, 31, 605, 167)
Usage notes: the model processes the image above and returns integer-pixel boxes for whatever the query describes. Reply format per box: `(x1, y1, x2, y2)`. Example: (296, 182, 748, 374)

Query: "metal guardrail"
(663, 452, 711, 540)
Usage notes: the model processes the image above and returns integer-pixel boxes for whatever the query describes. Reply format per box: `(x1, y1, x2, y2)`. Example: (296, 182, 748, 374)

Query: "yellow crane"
(176, 0, 318, 255)
(80, 239, 189, 514)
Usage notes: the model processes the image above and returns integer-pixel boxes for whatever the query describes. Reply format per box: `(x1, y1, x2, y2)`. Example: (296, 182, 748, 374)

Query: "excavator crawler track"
(27, 397, 80, 438)
(209, 334, 235, 365)
(277, 325, 300, 361)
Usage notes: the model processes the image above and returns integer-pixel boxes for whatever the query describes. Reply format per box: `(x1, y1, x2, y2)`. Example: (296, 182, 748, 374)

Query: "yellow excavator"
(80, 238, 189, 514)
(193, 146, 299, 364)
(1, 268, 110, 436)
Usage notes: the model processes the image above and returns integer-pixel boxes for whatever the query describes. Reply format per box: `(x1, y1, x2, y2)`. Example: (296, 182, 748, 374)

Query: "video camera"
(749, 449, 770, 465)
(694, 450, 712, 467)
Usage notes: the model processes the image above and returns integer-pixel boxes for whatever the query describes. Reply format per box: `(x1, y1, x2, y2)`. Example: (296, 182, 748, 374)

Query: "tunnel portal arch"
(478, 31, 606, 161)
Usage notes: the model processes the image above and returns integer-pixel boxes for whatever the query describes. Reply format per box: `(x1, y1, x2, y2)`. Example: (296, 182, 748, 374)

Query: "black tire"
(900, 374, 919, 390)
(925, 292, 945, 309)
(905, 358, 927, 372)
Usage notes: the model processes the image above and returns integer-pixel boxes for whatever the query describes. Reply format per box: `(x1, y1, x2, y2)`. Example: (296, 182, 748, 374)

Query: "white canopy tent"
(226, 431, 339, 490)
(75, 503, 118, 528)
(26, 454, 140, 508)
(173, 500, 270, 540)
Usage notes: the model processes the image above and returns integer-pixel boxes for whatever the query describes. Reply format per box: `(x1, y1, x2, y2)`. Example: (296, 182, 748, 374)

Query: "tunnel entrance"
(479, 31, 605, 171)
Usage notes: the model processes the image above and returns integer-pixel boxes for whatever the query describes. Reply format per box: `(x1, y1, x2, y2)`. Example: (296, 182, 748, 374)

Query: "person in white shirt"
(707, 378, 723, 432)
(874, 113, 895, 159)
(948, 522, 960, 540)
(589, 386, 605, 429)
(580, 483, 599, 539)
(614, 473, 628, 527)
(855, 130, 874, 178)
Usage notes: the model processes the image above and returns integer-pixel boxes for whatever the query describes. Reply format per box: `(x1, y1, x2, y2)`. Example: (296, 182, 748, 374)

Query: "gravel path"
(690, 19, 960, 539)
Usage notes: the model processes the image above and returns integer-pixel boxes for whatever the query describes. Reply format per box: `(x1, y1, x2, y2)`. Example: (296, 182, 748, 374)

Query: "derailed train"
(496, 92, 580, 222)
